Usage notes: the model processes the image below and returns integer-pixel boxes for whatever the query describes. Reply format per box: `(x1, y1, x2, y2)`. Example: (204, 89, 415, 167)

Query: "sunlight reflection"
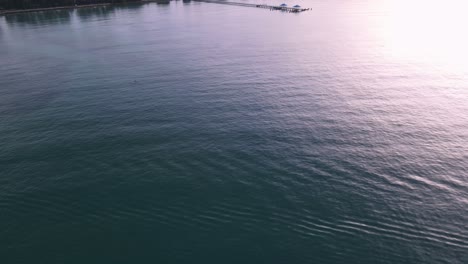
(380, 0, 468, 72)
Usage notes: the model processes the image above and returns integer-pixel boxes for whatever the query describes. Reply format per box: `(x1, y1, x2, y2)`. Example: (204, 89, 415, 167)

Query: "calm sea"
(1, 1, 467, 263)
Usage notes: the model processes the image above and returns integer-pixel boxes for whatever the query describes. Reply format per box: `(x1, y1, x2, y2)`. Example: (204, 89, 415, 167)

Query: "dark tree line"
(0, 0, 142, 10)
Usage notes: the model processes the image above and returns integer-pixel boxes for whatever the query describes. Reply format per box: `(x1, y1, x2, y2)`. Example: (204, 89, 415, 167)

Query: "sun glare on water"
(379, 0, 468, 73)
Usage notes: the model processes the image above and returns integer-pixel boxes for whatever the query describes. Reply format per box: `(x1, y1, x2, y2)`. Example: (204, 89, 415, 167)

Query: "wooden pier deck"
(192, 1, 311, 13)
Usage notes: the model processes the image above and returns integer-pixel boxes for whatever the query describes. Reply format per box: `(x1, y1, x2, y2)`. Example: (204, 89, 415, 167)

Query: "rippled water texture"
(1, 1, 467, 263)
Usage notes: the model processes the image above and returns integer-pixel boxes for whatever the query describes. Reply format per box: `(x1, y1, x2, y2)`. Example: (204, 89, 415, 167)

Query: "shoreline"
(0, 3, 115, 16)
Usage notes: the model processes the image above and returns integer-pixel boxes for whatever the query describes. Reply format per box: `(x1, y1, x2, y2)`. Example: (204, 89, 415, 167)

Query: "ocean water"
(1, 1, 467, 263)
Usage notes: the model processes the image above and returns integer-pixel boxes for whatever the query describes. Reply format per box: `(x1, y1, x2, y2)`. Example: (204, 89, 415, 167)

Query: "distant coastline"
(0, 0, 160, 15)
(0, 4, 113, 15)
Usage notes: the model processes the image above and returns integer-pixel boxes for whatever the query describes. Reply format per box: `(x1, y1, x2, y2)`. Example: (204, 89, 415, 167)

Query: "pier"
(191, 1, 311, 13)
(0, 1, 311, 16)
